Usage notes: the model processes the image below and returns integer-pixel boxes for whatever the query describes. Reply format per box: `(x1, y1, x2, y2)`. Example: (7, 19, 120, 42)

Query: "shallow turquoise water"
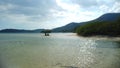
(0, 33, 120, 68)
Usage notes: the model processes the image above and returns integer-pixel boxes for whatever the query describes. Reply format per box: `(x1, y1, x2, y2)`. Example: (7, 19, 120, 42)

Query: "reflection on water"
(116, 41, 120, 48)
(95, 40, 120, 48)
(0, 33, 120, 68)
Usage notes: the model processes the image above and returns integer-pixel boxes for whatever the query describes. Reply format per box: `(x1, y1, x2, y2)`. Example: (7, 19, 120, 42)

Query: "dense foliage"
(76, 19, 120, 36)
(41, 29, 51, 33)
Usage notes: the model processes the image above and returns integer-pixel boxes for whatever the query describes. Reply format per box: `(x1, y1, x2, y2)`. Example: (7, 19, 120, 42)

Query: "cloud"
(0, 0, 59, 15)
(56, 0, 80, 11)
(109, 2, 120, 12)
(116, 0, 120, 2)
(0, 3, 15, 11)
(0, 0, 59, 24)
(99, 1, 120, 13)
(71, 0, 98, 7)
(0, 0, 120, 29)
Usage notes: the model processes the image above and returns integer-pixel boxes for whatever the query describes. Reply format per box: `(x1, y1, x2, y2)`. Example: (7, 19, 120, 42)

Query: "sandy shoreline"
(68, 33, 120, 41)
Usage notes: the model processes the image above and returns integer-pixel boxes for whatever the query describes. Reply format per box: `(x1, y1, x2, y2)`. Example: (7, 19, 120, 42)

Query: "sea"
(0, 33, 120, 68)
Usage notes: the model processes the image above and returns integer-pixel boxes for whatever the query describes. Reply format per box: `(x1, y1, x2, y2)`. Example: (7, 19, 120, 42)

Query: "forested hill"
(76, 17, 120, 37)
(93, 13, 120, 22)
(52, 13, 120, 32)
(0, 29, 44, 33)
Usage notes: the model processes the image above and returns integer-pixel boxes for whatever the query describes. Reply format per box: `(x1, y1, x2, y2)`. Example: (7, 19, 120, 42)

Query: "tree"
(76, 21, 120, 37)
(41, 29, 51, 36)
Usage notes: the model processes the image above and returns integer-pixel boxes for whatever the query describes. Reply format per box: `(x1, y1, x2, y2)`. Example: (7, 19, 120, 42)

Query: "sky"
(0, 0, 120, 30)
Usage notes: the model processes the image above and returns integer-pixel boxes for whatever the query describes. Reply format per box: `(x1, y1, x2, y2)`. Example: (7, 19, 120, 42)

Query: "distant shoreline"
(62, 33, 120, 42)
(0, 32, 120, 42)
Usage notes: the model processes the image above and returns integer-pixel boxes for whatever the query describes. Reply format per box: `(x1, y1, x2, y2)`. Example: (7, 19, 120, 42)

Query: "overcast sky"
(0, 0, 120, 29)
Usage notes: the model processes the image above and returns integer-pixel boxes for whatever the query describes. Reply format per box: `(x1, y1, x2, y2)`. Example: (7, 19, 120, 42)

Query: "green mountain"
(52, 13, 120, 32)
(76, 17, 120, 37)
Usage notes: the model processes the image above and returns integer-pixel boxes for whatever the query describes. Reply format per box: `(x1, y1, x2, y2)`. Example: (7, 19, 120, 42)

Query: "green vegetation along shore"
(76, 18, 120, 37)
